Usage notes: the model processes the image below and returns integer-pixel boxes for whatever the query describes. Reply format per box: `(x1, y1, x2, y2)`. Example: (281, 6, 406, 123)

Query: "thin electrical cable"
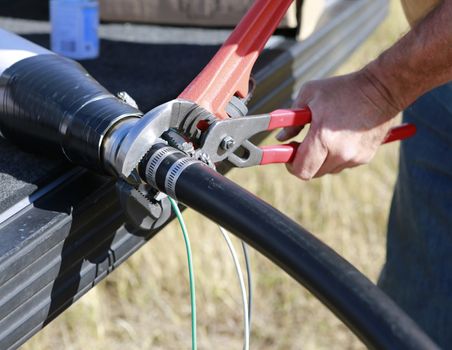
(241, 241, 253, 329)
(218, 226, 250, 350)
(169, 198, 197, 350)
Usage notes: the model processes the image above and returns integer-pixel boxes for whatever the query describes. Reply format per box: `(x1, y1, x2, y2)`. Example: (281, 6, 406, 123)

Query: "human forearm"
(365, 0, 452, 111)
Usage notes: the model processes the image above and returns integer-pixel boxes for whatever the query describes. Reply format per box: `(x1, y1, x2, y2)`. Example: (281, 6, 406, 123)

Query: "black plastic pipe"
(0, 54, 142, 171)
(143, 146, 438, 350)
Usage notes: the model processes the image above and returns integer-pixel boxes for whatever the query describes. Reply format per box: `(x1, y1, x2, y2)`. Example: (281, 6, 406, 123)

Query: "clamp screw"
(221, 136, 236, 150)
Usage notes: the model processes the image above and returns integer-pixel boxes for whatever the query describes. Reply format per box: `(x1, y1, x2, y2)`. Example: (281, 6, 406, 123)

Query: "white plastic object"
(50, 0, 99, 59)
(0, 28, 52, 77)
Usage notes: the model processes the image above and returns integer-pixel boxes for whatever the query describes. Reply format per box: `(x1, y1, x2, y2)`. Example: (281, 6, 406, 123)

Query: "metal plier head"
(198, 108, 311, 168)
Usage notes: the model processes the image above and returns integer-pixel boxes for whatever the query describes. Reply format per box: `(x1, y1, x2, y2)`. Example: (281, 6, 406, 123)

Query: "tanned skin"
(277, 0, 452, 180)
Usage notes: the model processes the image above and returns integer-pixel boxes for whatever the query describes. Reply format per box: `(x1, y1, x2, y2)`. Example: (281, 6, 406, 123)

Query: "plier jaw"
(199, 108, 312, 167)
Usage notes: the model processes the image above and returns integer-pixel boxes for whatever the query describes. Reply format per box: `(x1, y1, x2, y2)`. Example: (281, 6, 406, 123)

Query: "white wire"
(241, 241, 252, 328)
(218, 226, 250, 350)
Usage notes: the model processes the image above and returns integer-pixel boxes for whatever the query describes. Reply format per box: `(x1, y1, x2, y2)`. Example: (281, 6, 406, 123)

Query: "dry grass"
(23, 1, 410, 349)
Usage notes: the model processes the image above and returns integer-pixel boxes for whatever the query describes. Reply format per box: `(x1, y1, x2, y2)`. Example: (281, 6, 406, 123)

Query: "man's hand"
(277, 0, 452, 181)
(276, 70, 399, 180)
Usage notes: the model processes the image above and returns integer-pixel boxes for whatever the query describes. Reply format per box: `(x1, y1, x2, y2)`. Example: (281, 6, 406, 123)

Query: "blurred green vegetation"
(24, 1, 410, 349)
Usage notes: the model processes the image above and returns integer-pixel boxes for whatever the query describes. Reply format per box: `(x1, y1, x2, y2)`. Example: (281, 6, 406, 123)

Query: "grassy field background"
(24, 1, 410, 349)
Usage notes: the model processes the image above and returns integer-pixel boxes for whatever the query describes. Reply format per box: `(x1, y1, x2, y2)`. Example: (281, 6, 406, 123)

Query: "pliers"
(197, 108, 416, 168)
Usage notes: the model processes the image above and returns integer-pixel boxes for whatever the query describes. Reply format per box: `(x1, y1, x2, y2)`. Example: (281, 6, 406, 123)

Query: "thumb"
(277, 87, 311, 141)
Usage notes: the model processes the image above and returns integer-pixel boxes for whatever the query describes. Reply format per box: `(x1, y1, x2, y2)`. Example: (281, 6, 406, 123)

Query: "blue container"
(50, 0, 99, 59)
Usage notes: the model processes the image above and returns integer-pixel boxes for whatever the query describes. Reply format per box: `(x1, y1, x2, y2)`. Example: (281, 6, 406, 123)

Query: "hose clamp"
(164, 157, 204, 199)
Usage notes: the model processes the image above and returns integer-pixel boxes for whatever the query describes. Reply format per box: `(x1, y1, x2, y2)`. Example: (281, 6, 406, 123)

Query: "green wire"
(169, 197, 197, 350)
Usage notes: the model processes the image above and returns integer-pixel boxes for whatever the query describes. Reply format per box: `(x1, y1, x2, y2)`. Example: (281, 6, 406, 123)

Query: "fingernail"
(276, 130, 288, 141)
(299, 170, 313, 181)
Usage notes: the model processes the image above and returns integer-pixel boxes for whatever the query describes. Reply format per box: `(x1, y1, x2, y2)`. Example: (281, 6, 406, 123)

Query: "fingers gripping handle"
(178, 0, 294, 120)
(261, 143, 299, 165)
(261, 123, 417, 165)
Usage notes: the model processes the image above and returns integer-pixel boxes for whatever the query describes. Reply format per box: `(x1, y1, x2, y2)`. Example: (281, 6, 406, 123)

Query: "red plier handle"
(260, 109, 417, 165)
